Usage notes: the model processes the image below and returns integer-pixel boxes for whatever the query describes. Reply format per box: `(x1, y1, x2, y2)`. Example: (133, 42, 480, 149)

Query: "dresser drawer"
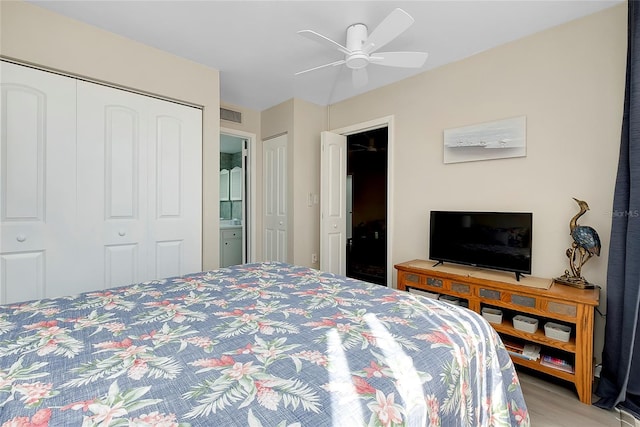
(397, 272, 447, 292)
(399, 271, 423, 287)
(511, 294, 536, 308)
(543, 300, 578, 319)
(451, 282, 471, 294)
(426, 276, 444, 288)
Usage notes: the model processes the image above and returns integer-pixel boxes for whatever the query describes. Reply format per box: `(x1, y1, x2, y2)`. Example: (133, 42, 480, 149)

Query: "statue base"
(553, 274, 596, 289)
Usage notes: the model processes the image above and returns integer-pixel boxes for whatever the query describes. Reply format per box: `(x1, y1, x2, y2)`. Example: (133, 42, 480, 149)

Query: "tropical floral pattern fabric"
(0, 262, 529, 426)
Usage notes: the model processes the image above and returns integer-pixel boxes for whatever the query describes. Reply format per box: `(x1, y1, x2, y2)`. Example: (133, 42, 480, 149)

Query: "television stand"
(395, 259, 600, 404)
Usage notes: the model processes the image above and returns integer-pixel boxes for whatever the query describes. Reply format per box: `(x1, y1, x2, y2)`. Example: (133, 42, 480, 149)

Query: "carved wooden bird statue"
(570, 198, 601, 256)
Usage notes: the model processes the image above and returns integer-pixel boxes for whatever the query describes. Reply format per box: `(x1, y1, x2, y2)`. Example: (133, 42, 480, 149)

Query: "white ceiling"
(29, 1, 623, 112)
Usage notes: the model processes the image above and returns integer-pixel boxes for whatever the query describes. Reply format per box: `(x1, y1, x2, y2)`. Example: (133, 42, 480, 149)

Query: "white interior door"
(77, 81, 202, 288)
(320, 131, 347, 275)
(76, 82, 150, 289)
(147, 99, 202, 278)
(263, 134, 287, 262)
(241, 143, 248, 263)
(346, 175, 353, 240)
(0, 62, 78, 302)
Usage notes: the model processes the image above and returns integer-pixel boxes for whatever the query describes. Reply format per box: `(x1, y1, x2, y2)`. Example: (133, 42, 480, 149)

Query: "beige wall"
(291, 99, 327, 267)
(1, 0, 221, 270)
(328, 4, 627, 362)
(260, 99, 326, 265)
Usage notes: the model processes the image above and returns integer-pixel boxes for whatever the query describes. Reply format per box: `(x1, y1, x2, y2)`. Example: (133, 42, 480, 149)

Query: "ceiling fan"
(295, 8, 428, 88)
(351, 138, 384, 153)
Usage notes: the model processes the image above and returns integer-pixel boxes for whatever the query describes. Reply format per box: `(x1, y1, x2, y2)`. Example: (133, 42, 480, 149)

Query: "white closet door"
(146, 98, 202, 278)
(76, 81, 202, 288)
(0, 62, 78, 303)
(76, 82, 151, 289)
(1, 63, 202, 303)
(263, 134, 288, 262)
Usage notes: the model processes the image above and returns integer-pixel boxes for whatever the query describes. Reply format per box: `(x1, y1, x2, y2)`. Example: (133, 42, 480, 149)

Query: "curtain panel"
(595, 0, 640, 418)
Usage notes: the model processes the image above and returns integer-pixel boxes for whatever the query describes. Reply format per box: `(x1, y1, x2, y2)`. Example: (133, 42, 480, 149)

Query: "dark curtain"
(595, 1, 640, 418)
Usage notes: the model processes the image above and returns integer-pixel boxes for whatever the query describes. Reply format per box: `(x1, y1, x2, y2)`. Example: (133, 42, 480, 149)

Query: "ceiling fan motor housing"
(346, 23, 369, 69)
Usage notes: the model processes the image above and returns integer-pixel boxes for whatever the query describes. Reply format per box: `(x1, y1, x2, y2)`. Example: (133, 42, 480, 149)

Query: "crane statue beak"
(572, 197, 590, 210)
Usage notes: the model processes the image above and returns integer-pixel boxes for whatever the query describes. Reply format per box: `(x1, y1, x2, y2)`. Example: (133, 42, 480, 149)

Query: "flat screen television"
(429, 211, 532, 280)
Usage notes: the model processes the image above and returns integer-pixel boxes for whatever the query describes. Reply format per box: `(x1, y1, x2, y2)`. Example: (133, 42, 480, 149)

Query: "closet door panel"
(1, 252, 44, 303)
(147, 101, 202, 276)
(105, 106, 139, 218)
(4, 89, 43, 219)
(77, 81, 149, 289)
(104, 244, 139, 288)
(156, 116, 181, 217)
(0, 62, 77, 303)
(155, 240, 182, 279)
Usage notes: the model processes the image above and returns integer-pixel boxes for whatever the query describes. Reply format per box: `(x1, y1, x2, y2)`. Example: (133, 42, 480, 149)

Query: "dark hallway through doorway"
(346, 127, 388, 286)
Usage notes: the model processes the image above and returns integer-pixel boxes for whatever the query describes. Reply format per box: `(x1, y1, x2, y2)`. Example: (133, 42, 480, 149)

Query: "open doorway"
(219, 130, 256, 267)
(346, 127, 388, 285)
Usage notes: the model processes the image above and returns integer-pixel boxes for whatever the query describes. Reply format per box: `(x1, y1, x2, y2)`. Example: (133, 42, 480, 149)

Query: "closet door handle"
(16, 234, 27, 242)
(118, 230, 126, 237)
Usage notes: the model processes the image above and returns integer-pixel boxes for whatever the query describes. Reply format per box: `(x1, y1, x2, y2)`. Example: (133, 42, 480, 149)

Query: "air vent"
(220, 107, 242, 123)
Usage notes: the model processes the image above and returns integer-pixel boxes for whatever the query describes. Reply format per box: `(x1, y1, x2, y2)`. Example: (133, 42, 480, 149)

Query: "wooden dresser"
(395, 259, 600, 404)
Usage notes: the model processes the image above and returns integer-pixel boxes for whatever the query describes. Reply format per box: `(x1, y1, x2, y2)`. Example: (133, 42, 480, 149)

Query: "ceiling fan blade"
(352, 68, 368, 88)
(362, 8, 414, 54)
(295, 60, 346, 76)
(297, 30, 350, 55)
(369, 51, 428, 68)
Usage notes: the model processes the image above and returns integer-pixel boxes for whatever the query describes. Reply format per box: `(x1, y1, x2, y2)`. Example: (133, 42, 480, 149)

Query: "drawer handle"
(16, 234, 26, 242)
(118, 230, 126, 236)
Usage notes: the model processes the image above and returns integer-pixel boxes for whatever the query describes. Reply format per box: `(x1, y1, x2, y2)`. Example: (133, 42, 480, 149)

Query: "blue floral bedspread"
(0, 262, 529, 426)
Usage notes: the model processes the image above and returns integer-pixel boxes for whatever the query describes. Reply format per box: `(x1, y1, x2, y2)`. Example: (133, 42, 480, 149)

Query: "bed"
(0, 262, 529, 426)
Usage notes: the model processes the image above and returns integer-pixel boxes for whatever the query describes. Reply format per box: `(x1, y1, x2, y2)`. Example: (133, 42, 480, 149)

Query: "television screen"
(429, 211, 532, 278)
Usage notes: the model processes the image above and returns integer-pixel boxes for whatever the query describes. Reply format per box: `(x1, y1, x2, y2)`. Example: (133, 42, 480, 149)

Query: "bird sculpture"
(557, 198, 601, 288)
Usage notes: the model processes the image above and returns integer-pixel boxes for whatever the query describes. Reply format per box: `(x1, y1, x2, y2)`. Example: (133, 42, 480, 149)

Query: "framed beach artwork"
(443, 116, 526, 164)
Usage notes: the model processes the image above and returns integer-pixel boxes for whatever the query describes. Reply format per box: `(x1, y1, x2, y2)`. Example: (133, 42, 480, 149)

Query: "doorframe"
(330, 115, 394, 287)
(220, 127, 257, 263)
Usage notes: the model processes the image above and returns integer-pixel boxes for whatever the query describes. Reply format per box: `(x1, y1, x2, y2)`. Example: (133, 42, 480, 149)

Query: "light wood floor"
(517, 369, 636, 427)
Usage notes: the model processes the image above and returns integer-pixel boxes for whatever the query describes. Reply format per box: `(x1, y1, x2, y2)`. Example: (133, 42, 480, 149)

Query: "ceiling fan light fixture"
(346, 53, 369, 70)
(295, 8, 428, 87)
